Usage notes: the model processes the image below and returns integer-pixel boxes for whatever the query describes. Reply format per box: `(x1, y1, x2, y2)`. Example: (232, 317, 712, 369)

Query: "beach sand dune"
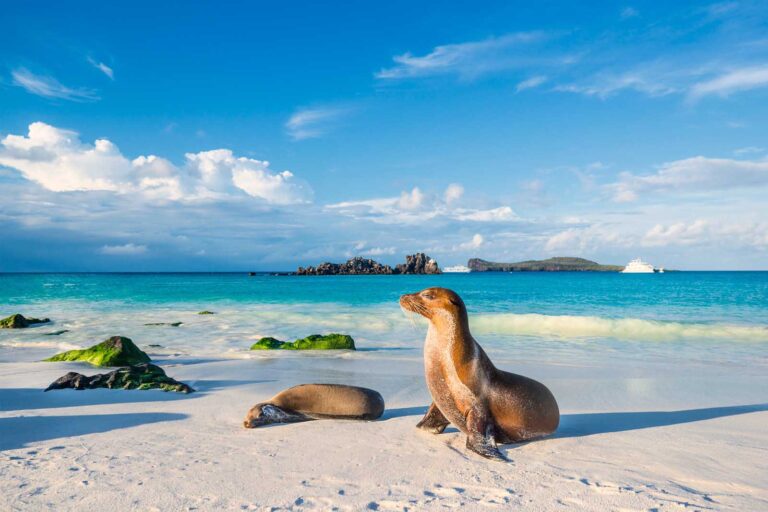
(1, 355, 766, 511)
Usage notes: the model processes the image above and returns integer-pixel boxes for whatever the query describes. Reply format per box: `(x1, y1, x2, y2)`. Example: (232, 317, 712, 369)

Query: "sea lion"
(400, 287, 559, 461)
(243, 384, 385, 428)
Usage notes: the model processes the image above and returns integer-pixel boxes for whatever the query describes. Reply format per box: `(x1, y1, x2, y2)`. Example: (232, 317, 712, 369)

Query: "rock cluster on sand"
(45, 363, 194, 393)
(297, 252, 440, 275)
(197, 310, 215, 315)
(0, 313, 50, 328)
(250, 333, 356, 350)
(45, 336, 151, 367)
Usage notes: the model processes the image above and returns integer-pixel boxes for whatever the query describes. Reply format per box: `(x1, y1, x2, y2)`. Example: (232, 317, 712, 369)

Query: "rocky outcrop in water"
(45, 336, 152, 367)
(297, 253, 440, 275)
(250, 333, 356, 350)
(1, 314, 50, 328)
(395, 253, 441, 275)
(45, 363, 194, 393)
(468, 257, 623, 272)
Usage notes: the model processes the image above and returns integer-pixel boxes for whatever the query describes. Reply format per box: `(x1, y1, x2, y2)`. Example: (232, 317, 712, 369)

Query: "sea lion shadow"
(381, 406, 428, 420)
(555, 403, 768, 438)
(0, 412, 187, 451)
(190, 379, 276, 392)
(0, 387, 199, 412)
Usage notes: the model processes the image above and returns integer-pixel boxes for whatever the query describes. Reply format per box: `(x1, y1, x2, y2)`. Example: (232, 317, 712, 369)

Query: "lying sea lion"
(243, 384, 385, 428)
(400, 287, 559, 461)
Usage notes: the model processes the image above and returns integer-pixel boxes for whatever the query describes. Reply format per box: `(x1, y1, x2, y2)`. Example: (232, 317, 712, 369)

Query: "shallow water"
(1, 272, 767, 370)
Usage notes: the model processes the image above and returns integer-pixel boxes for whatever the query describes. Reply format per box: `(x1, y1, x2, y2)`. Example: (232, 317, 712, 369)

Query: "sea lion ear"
(449, 296, 462, 306)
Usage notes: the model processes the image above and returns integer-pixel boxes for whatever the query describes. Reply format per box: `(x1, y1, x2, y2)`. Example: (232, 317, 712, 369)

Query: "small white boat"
(621, 258, 657, 273)
(443, 265, 471, 273)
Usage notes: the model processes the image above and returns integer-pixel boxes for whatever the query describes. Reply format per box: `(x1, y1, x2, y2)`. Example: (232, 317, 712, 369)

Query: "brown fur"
(244, 384, 385, 428)
(401, 287, 559, 460)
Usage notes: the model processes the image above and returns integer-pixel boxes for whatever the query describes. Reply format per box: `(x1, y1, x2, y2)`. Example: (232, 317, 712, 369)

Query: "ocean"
(2, 272, 767, 372)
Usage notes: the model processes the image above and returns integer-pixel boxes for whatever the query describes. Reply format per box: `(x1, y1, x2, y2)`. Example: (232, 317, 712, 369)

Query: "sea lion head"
(243, 403, 297, 428)
(399, 287, 467, 323)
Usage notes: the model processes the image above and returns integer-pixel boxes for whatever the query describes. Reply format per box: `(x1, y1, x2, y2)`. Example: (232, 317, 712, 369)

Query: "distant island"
(467, 257, 623, 272)
(297, 252, 441, 275)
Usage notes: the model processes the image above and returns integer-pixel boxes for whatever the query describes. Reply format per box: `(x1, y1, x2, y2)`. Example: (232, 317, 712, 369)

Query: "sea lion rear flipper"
(416, 402, 450, 434)
(465, 406, 507, 462)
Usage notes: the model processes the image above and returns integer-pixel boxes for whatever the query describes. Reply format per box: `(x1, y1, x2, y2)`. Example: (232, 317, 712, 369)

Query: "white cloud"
(642, 220, 709, 247)
(88, 57, 114, 80)
(734, 146, 765, 155)
(444, 183, 464, 203)
(11, 68, 99, 101)
(360, 246, 396, 256)
(0, 122, 312, 204)
(607, 156, 768, 202)
(376, 32, 548, 80)
(285, 107, 347, 140)
(554, 72, 678, 98)
(689, 65, 768, 100)
(463, 233, 484, 249)
(398, 187, 424, 210)
(453, 206, 517, 222)
(100, 243, 147, 255)
(326, 186, 517, 225)
(544, 226, 623, 252)
(515, 75, 547, 92)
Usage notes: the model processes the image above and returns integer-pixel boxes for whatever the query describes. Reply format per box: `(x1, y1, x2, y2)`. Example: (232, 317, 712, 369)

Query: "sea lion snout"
(400, 288, 465, 320)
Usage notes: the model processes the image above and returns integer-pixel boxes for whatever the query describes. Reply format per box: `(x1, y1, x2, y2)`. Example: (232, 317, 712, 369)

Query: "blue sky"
(2, 0, 768, 270)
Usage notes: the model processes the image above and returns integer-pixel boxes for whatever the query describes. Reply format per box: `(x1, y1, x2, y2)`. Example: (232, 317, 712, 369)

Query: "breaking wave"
(470, 313, 768, 342)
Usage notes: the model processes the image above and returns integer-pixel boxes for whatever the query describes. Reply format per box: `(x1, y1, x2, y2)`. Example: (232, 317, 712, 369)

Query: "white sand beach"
(2, 344, 766, 511)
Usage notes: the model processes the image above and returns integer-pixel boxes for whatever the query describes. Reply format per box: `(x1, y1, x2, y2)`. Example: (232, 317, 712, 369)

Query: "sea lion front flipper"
(465, 405, 507, 462)
(416, 402, 450, 434)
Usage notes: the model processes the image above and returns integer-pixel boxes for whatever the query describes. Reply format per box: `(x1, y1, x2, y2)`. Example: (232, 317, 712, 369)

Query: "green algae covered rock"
(1, 314, 50, 328)
(197, 310, 215, 315)
(45, 336, 151, 367)
(45, 363, 194, 393)
(250, 333, 355, 351)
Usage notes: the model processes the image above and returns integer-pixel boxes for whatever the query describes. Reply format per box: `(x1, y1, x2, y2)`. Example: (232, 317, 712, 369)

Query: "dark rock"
(44, 363, 194, 393)
(45, 336, 151, 367)
(197, 310, 215, 315)
(0, 314, 50, 328)
(395, 253, 441, 274)
(44, 330, 70, 336)
(144, 322, 183, 327)
(297, 253, 440, 275)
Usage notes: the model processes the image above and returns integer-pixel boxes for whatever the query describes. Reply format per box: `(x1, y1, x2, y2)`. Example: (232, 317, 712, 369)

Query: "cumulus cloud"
(0, 122, 312, 204)
(607, 156, 768, 202)
(285, 107, 348, 140)
(326, 185, 518, 225)
(100, 243, 147, 255)
(11, 68, 98, 101)
(459, 233, 484, 250)
(376, 32, 549, 80)
(444, 183, 464, 203)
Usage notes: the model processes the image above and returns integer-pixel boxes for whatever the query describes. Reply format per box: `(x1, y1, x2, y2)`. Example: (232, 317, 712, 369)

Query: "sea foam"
(470, 313, 768, 342)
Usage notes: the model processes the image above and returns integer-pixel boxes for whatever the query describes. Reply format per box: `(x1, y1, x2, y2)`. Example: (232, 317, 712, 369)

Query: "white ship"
(621, 258, 657, 273)
(443, 265, 471, 273)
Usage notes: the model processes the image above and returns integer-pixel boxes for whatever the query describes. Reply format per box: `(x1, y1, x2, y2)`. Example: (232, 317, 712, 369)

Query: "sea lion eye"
(421, 292, 435, 300)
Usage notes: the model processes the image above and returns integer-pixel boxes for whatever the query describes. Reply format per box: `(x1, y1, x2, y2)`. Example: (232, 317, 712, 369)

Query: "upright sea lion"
(400, 287, 559, 461)
(243, 384, 385, 428)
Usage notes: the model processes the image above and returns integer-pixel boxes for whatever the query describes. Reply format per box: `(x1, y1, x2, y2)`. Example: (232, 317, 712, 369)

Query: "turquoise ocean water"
(1, 272, 767, 370)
